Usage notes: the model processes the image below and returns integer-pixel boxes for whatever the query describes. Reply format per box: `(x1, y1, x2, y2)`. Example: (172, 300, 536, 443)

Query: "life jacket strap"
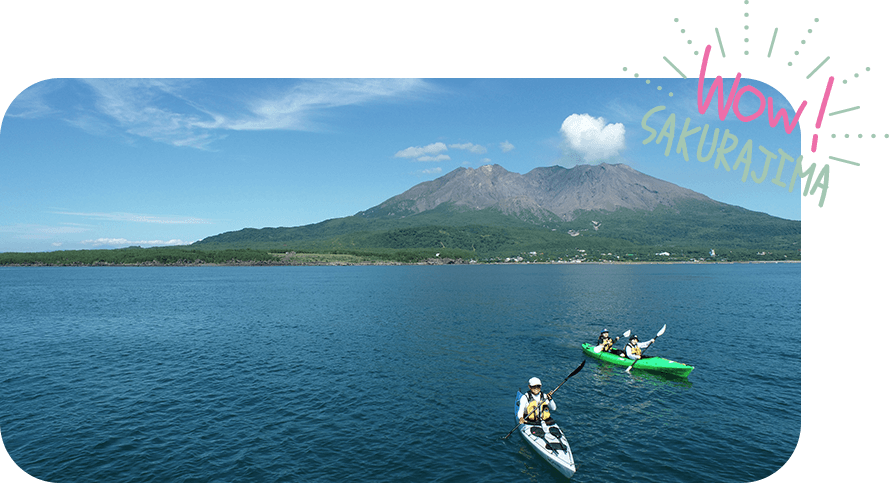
(524, 392, 551, 421)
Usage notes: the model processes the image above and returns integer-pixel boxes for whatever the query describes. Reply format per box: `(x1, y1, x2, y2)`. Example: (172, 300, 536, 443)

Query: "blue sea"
(1, 264, 800, 483)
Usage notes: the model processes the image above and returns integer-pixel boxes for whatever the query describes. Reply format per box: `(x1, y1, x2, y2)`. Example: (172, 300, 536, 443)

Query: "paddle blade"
(549, 360, 588, 397)
(622, 329, 632, 338)
(568, 359, 586, 378)
(657, 324, 667, 337)
(502, 422, 521, 439)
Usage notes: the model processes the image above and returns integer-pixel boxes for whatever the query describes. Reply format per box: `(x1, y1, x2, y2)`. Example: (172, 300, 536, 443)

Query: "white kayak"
(514, 391, 576, 478)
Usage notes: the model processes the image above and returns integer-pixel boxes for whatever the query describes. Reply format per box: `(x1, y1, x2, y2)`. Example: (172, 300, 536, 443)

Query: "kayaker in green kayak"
(624, 334, 655, 360)
(596, 329, 621, 352)
(516, 377, 557, 424)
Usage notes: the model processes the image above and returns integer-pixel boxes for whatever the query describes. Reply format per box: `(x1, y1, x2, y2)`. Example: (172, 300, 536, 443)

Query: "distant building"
(657, 251, 670, 256)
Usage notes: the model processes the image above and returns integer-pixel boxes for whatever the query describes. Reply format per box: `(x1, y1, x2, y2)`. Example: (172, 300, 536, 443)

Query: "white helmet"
(528, 377, 542, 386)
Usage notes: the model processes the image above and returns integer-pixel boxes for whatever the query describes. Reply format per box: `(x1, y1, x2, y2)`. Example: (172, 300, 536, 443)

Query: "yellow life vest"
(525, 396, 550, 421)
(601, 337, 614, 351)
(629, 343, 642, 357)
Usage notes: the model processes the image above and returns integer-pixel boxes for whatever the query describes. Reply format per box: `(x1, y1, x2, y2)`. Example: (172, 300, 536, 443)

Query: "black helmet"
(630, 334, 639, 341)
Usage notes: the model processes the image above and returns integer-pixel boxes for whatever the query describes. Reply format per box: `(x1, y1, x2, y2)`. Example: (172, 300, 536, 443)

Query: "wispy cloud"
(396, 140, 491, 163)
(54, 211, 211, 224)
(0, 223, 91, 239)
(500, 141, 514, 153)
(224, 79, 429, 132)
(57, 79, 436, 150)
(417, 154, 450, 162)
(78, 79, 217, 149)
(448, 142, 487, 154)
(395, 142, 448, 159)
(5, 80, 62, 119)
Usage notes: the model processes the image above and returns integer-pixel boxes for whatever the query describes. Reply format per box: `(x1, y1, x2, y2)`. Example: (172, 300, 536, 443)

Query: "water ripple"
(1, 265, 799, 483)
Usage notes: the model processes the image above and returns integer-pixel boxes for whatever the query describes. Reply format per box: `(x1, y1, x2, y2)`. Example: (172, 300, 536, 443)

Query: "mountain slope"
(194, 163, 800, 260)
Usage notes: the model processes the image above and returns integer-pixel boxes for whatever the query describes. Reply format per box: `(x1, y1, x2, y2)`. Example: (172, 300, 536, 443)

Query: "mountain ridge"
(359, 163, 716, 222)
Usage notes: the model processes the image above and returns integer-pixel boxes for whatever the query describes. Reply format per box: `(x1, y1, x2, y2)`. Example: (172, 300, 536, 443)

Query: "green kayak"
(581, 343, 694, 377)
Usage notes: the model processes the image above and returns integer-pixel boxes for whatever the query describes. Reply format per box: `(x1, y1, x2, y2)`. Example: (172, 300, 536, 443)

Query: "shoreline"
(1, 259, 802, 267)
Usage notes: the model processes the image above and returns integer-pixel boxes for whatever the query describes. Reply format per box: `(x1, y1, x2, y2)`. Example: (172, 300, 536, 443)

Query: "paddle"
(502, 359, 586, 440)
(593, 329, 631, 353)
(625, 324, 667, 373)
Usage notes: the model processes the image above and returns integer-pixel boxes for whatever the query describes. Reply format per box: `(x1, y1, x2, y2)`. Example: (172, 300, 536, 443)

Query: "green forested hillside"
(189, 198, 800, 262)
(0, 247, 279, 266)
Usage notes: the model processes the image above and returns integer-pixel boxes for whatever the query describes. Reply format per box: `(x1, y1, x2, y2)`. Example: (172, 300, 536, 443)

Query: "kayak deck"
(514, 391, 576, 478)
(581, 343, 694, 377)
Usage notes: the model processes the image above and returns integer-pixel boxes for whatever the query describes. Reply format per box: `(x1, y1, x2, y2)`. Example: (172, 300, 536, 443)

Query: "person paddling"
(624, 334, 655, 360)
(516, 377, 556, 425)
(596, 329, 621, 352)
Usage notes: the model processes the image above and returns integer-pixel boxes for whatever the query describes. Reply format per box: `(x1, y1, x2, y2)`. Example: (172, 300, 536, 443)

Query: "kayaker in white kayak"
(624, 334, 655, 360)
(516, 377, 557, 424)
(596, 329, 620, 352)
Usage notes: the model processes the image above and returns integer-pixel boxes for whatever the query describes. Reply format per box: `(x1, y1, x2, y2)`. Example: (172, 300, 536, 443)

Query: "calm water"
(1, 264, 800, 483)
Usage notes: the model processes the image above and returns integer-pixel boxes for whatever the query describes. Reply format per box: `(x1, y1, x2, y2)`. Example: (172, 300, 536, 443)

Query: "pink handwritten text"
(697, 44, 822, 140)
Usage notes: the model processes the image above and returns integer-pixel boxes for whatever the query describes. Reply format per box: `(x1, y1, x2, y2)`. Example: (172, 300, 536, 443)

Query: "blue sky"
(1, 77, 801, 253)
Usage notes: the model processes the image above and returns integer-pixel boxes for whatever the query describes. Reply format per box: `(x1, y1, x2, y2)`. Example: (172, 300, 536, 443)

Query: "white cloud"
(395, 142, 448, 159)
(420, 167, 442, 175)
(559, 114, 625, 163)
(448, 142, 487, 154)
(500, 141, 514, 153)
